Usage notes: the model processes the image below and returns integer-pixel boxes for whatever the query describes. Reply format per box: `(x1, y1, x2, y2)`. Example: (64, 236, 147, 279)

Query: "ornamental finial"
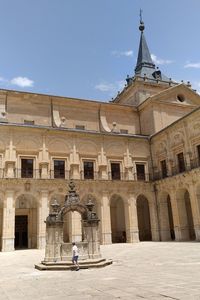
(139, 9, 145, 32)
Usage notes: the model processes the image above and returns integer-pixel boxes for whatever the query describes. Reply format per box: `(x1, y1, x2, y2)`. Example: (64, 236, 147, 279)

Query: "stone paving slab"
(0, 242, 200, 299)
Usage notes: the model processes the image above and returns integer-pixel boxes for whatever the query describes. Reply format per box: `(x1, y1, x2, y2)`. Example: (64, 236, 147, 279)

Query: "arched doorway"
(158, 192, 175, 241)
(15, 194, 37, 249)
(136, 195, 152, 241)
(176, 189, 195, 241)
(110, 194, 126, 243)
(167, 195, 175, 240)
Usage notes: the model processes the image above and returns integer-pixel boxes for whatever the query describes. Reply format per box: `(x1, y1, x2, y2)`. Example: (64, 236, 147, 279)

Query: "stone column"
(170, 192, 189, 241)
(149, 201, 160, 241)
(37, 190, 49, 249)
(100, 192, 112, 244)
(188, 184, 200, 241)
(124, 195, 139, 243)
(159, 201, 171, 241)
(2, 190, 15, 251)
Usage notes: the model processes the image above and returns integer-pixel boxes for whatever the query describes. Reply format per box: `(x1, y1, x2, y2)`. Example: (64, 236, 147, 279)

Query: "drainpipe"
(149, 138, 161, 241)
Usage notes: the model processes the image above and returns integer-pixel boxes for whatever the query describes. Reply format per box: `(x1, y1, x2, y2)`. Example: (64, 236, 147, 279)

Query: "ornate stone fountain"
(35, 180, 112, 270)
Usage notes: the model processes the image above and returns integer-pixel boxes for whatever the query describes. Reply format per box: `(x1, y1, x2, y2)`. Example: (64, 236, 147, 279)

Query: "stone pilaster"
(159, 201, 171, 241)
(124, 195, 139, 243)
(170, 192, 189, 241)
(69, 143, 80, 179)
(5, 161, 15, 178)
(188, 184, 200, 241)
(149, 201, 160, 241)
(39, 161, 49, 179)
(100, 192, 112, 244)
(2, 190, 15, 251)
(98, 146, 108, 180)
(37, 190, 49, 249)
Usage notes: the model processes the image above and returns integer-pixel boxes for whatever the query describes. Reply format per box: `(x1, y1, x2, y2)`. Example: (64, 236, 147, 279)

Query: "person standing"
(72, 242, 79, 271)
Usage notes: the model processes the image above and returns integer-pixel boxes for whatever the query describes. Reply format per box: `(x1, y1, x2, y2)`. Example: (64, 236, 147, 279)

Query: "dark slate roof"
(134, 22, 170, 82)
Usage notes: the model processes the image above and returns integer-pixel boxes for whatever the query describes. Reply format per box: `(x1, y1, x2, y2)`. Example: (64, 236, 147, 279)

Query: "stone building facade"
(0, 20, 200, 251)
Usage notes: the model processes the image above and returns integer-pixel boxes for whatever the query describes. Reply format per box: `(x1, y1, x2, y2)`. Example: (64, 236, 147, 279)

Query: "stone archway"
(61, 203, 87, 243)
(110, 194, 126, 243)
(176, 188, 195, 241)
(15, 194, 37, 249)
(158, 192, 175, 241)
(136, 195, 152, 241)
(38, 180, 105, 267)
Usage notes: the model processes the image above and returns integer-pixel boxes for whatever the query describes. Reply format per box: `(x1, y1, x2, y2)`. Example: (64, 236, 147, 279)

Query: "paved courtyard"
(0, 242, 200, 299)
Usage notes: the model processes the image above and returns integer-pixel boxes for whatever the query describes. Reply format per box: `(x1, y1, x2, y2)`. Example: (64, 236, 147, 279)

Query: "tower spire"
(135, 12, 155, 76)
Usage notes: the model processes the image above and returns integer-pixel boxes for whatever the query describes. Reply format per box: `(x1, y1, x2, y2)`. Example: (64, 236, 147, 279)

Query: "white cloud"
(111, 50, 133, 57)
(151, 54, 173, 65)
(0, 77, 8, 83)
(184, 62, 200, 69)
(95, 83, 115, 92)
(10, 76, 34, 88)
(95, 80, 126, 96)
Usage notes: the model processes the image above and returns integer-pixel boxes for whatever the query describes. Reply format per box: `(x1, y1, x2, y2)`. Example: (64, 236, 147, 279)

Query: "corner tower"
(113, 16, 177, 106)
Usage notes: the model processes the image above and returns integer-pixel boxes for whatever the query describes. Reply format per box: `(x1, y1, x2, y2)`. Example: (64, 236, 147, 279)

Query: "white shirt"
(72, 245, 79, 256)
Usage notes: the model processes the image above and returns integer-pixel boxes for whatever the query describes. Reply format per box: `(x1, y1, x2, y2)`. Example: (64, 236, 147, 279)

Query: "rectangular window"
(111, 163, 121, 180)
(160, 160, 167, 178)
(75, 125, 85, 130)
(197, 145, 200, 164)
(24, 120, 35, 125)
(120, 129, 128, 134)
(54, 160, 65, 178)
(177, 152, 185, 173)
(84, 161, 94, 179)
(21, 159, 33, 178)
(136, 163, 145, 180)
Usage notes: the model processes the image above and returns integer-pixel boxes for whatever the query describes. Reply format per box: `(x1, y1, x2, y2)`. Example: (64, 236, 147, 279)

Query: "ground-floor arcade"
(157, 170, 200, 242)
(0, 179, 159, 251)
(0, 171, 200, 252)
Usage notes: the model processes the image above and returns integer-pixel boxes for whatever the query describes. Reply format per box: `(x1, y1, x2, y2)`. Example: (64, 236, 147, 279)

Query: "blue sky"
(0, 0, 200, 101)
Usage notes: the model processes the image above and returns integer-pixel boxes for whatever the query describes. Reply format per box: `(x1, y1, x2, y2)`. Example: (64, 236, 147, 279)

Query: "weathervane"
(140, 8, 143, 24)
(139, 9, 145, 32)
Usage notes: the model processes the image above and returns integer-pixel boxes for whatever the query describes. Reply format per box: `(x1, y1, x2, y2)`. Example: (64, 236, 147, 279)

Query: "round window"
(177, 94, 185, 102)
